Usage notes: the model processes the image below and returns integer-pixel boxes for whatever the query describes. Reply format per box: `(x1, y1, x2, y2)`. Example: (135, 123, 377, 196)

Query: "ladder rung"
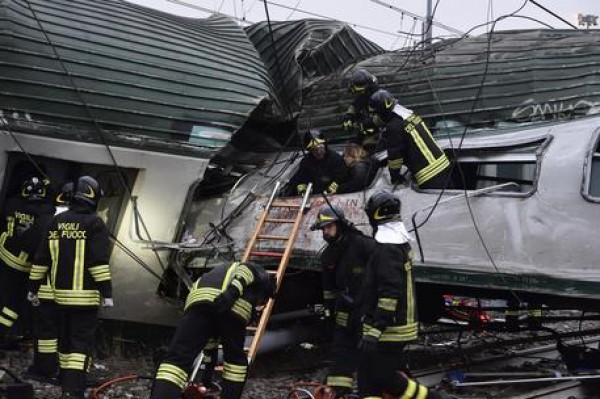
(243, 347, 250, 352)
(265, 218, 296, 223)
(266, 270, 277, 275)
(246, 326, 257, 331)
(257, 234, 290, 240)
(271, 200, 301, 208)
(249, 251, 284, 258)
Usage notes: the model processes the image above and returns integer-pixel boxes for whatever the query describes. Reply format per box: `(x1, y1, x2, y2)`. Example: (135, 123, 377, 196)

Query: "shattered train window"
(447, 144, 540, 194)
(588, 137, 600, 198)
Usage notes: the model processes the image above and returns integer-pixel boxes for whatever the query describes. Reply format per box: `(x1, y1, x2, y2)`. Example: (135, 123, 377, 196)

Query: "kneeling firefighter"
(150, 262, 277, 399)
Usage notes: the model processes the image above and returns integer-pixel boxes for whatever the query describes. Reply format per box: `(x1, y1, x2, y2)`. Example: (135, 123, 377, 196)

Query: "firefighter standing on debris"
(26, 182, 74, 381)
(27, 176, 113, 399)
(358, 190, 450, 399)
(343, 69, 381, 153)
(368, 89, 451, 189)
(150, 261, 277, 399)
(311, 204, 377, 398)
(286, 129, 349, 196)
(0, 176, 55, 340)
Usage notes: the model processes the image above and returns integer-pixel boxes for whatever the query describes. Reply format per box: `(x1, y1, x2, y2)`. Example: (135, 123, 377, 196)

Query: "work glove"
(102, 298, 114, 307)
(325, 181, 338, 195)
(213, 290, 238, 314)
(357, 335, 379, 354)
(342, 114, 354, 131)
(296, 183, 308, 195)
(27, 292, 40, 307)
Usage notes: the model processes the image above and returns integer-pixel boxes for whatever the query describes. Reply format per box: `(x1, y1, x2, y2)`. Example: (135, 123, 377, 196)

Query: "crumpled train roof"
(0, 0, 274, 156)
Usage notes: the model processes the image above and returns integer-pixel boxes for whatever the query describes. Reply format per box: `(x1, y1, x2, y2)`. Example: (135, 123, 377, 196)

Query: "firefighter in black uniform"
(150, 261, 276, 399)
(311, 205, 377, 398)
(368, 89, 451, 189)
(27, 176, 112, 399)
(286, 130, 349, 196)
(357, 190, 450, 399)
(26, 182, 75, 381)
(0, 176, 54, 339)
(343, 69, 381, 153)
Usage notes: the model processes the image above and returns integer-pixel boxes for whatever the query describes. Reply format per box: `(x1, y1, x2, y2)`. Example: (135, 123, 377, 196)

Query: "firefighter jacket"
(358, 242, 418, 343)
(28, 205, 112, 307)
(0, 197, 55, 273)
(380, 110, 450, 187)
(184, 262, 271, 324)
(286, 149, 349, 195)
(321, 228, 377, 328)
(343, 95, 379, 148)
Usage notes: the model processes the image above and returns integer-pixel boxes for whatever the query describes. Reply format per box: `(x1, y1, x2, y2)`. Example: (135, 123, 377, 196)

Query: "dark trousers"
(58, 307, 98, 398)
(327, 323, 360, 392)
(0, 264, 28, 333)
(151, 304, 248, 399)
(357, 342, 440, 399)
(31, 300, 59, 377)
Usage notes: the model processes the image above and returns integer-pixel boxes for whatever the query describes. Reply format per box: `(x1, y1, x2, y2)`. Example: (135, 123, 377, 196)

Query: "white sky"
(127, 0, 599, 49)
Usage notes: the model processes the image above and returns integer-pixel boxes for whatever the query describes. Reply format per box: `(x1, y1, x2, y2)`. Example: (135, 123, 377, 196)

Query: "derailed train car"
(2, 0, 600, 327)
(180, 114, 600, 320)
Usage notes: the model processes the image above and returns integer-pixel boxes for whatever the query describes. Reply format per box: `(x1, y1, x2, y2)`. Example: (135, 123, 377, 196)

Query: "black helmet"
(365, 189, 401, 226)
(310, 204, 347, 231)
(56, 182, 74, 206)
(348, 69, 379, 96)
(21, 176, 50, 201)
(303, 129, 326, 150)
(73, 176, 103, 209)
(368, 89, 397, 123)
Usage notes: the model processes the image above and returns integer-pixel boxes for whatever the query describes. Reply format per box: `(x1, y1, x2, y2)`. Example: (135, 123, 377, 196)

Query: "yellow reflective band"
(406, 122, 436, 164)
(222, 362, 247, 383)
(50, 239, 59, 289)
(232, 298, 253, 322)
(222, 262, 239, 291)
(406, 262, 416, 324)
(363, 397, 383, 399)
(237, 265, 254, 285)
(414, 155, 450, 186)
(380, 322, 419, 342)
(53, 289, 100, 306)
(318, 214, 335, 222)
(377, 298, 398, 312)
(2, 307, 18, 320)
(363, 324, 382, 339)
(73, 239, 85, 290)
(156, 362, 188, 389)
(335, 311, 348, 327)
(61, 353, 87, 371)
(0, 315, 14, 327)
(323, 290, 337, 300)
(401, 379, 417, 399)
(387, 158, 404, 169)
(89, 265, 111, 282)
(326, 375, 353, 388)
(232, 279, 243, 294)
(185, 287, 221, 310)
(29, 264, 49, 280)
(0, 242, 31, 272)
(37, 339, 58, 353)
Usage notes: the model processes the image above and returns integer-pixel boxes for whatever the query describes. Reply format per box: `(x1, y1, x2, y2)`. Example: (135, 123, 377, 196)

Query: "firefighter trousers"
(151, 304, 248, 399)
(58, 307, 98, 398)
(31, 300, 59, 377)
(0, 264, 28, 333)
(326, 323, 360, 393)
(357, 342, 442, 399)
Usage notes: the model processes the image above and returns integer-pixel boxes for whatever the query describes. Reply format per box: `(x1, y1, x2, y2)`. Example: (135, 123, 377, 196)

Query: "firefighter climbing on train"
(150, 261, 277, 399)
(27, 176, 113, 399)
(311, 204, 377, 398)
(368, 89, 451, 189)
(286, 129, 349, 196)
(343, 69, 381, 154)
(26, 181, 75, 382)
(357, 190, 453, 399)
(0, 176, 55, 342)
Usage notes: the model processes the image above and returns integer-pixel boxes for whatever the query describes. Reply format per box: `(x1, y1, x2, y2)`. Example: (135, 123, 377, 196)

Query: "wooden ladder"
(241, 181, 312, 364)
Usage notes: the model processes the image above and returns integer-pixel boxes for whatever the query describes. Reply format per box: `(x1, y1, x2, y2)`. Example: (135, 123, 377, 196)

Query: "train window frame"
(423, 142, 545, 197)
(583, 130, 600, 202)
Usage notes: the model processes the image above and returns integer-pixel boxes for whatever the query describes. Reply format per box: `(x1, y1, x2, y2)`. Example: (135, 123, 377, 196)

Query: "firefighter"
(368, 89, 451, 189)
(311, 204, 377, 398)
(150, 261, 277, 399)
(0, 176, 55, 341)
(343, 69, 381, 153)
(26, 182, 75, 381)
(27, 176, 113, 399)
(286, 129, 349, 196)
(357, 190, 449, 399)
